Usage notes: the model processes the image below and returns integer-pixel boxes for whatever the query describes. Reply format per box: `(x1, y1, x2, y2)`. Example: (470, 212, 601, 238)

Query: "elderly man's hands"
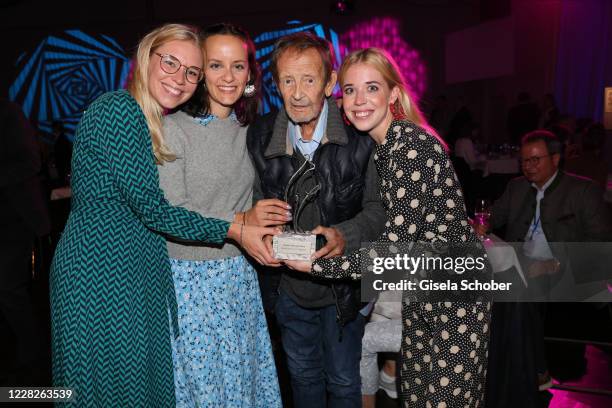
(311, 226, 346, 259)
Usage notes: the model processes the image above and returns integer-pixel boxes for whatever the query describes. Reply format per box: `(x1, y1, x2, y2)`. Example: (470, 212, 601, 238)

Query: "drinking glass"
(474, 199, 491, 239)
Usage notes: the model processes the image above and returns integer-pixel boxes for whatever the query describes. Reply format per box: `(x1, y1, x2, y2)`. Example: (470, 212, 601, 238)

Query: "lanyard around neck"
(529, 216, 540, 241)
(529, 193, 543, 241)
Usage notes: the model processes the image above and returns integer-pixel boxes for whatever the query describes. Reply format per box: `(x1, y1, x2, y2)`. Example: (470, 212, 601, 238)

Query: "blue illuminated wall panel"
(9, 30, 130, 141)
(254, 21, 344, 114)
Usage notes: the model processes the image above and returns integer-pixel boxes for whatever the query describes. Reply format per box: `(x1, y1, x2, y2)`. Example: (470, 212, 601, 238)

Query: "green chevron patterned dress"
(50, 90, 230, 407)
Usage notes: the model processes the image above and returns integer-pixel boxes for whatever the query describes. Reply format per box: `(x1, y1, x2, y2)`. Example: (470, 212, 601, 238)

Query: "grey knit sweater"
(158, 110, 254, 260)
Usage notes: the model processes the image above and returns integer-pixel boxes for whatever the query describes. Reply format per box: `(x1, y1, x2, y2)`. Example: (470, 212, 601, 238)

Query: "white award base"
(273, 232, 316, 261)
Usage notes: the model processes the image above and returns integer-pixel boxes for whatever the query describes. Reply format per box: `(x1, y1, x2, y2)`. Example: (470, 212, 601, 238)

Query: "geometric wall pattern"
(253, 21, 344, 114)
(9, 30, 130, 141)
(9, 21, 428, 129)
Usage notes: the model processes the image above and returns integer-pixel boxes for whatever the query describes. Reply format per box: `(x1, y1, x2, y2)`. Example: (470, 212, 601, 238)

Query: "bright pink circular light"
(340, 17, 427, 100)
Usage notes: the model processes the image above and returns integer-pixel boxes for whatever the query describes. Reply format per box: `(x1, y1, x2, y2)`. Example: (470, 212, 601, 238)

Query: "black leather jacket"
(247, 103, 384, 327)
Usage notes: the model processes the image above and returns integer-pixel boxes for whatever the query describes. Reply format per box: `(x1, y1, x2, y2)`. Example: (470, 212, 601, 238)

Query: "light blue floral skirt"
(169, 256, 281, 408)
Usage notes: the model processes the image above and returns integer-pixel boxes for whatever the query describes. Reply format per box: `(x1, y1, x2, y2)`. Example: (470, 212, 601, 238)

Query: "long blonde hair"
(128, 23, 201, 163)
(338, 48, 446, 148)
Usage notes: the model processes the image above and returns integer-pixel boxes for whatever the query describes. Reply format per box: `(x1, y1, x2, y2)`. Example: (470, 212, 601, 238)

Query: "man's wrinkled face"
(275, 48, 336, 126)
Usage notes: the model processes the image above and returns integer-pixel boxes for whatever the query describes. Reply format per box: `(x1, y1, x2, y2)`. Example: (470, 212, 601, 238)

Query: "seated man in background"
(476, 130, 610, 269)
(475, 129, 612, 406)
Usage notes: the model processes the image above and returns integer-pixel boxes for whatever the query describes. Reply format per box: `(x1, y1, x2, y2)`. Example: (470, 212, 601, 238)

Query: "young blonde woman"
(50, 24, 276, 407)
(158, 23, 284, 407)
(286, 48, 491, 408)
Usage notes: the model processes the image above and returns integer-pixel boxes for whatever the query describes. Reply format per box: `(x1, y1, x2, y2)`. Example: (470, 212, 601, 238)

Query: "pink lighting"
(549, 346, 612, 407)
(341, 17, 427, 100)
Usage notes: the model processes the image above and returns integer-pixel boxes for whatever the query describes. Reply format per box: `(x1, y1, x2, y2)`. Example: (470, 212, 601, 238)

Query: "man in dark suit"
(483, 130, 611, 266)
(0, 98, 51, 384)
(478, 130, 612, 407)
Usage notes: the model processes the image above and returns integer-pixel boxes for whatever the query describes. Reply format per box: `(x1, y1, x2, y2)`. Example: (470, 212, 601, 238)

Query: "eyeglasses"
(519, 154, 552, 167)
(154, 53, 203, 84)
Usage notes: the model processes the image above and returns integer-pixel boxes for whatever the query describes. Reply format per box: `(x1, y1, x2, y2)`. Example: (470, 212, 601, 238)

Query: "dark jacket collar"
(529, 170, 565, 196)
(263, 97, 348, 158)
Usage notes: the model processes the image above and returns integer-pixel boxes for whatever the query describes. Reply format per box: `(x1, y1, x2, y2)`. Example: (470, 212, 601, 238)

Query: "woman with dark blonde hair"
(286, 48, 491, 408)
(158, 23, 283, 407)
(50, 23, 277, 407)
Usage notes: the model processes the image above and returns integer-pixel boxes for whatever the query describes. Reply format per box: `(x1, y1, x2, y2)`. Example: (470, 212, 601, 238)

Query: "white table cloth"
(483, 157, 520, 177)
(483, 233, 527, 287)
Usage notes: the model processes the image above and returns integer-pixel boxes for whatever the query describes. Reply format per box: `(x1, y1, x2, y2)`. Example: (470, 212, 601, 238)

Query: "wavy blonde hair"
(128, 23, 201, 163)
(338, 47, 446, 148)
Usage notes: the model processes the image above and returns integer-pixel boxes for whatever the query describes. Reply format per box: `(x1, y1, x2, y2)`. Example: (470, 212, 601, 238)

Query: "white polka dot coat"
(312, 120, 491, 408)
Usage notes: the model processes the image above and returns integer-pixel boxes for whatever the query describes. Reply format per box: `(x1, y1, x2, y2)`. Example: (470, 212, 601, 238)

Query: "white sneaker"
(378, 370, 398, 399)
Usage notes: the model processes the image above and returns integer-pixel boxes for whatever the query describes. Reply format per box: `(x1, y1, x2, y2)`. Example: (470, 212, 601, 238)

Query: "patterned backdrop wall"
(9, 30, 131, 141)
(255, 18, 427, 114)
(254, 20, 344, 114)
(340, 17, 427, 101)
(9, 18, 427, 137)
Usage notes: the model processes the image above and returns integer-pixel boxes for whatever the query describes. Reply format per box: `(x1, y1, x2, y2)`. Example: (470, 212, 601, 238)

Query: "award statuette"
(273, 159, 320, 261)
